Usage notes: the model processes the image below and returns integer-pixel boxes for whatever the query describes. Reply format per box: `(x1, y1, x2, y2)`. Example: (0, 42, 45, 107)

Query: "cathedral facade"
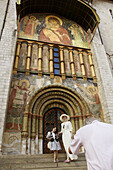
(0, 0, 113, 155)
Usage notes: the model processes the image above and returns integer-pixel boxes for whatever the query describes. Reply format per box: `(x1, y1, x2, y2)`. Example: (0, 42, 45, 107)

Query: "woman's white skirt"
(48, 140, 61, 151)
(62, 130, 78, 160)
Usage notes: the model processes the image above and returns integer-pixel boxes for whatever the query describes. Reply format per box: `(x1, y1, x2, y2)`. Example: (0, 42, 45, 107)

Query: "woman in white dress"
(59, 114, 78, 163)
(46, 127, 61, 162)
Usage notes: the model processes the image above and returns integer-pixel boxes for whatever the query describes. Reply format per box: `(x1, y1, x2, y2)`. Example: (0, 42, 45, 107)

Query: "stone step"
(0, 153, 86, 164)
(0, 166, 87, 170)
(0, 153, 87, 170)
(0, 156, 85, 164)
(0, 161, 87, 170)
(1, 153, 85, 158)
(0, 163, 87, 170)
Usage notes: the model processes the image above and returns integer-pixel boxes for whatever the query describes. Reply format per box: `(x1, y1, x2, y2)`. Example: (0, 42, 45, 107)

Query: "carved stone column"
(26, 43, 32, 75)
(70, 118, 76, 134)
(13, 41, 21, 74)
(35, 116, 39, 154)
(31, 114, 36, 155)
(27, 113, 32, 155)
(79, 50, 87, 81)
(21, 112, 29, 154)
(59, 46, 66, 80)
(87, 50, 97, 82)
(69, 48, 76, 80)
(38, 116, 43, 154)
(38, 43, 43, 77)
(49, 45, 54, 78)
(79, 116, 83, 128)
(75, 117, 79, 131)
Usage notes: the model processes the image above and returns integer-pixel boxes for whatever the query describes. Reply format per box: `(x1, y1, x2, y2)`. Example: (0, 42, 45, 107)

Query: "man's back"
(70, 120, 113, 170)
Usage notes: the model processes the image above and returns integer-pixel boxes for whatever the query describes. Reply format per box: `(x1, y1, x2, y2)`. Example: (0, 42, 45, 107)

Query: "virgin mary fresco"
(18, 14, 89, 48)
(39, 15, 71, 46)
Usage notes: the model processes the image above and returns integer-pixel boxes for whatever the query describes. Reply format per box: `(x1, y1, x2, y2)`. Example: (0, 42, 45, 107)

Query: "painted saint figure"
(18, 43, 27, 70)
(24, 16, 41, 38)
(64, 49, 71, 75)
(68, 24, 89, 48)
(31, 44, 38, 71)
(39, 15, 71, 46)
(42, 45, 49, 73)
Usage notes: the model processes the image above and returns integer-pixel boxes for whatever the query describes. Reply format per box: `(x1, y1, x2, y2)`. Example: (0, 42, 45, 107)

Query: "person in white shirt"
(69, 117, 113, 170)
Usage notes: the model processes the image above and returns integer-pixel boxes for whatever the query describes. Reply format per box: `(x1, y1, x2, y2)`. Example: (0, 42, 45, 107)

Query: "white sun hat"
(60, 114, 70, 122)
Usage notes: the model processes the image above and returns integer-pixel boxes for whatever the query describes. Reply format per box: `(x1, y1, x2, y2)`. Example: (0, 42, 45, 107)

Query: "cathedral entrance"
(43, 108, 66, 153)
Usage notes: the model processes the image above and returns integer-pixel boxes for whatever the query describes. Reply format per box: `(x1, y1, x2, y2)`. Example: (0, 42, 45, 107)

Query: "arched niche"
(21, 85, 90, 154)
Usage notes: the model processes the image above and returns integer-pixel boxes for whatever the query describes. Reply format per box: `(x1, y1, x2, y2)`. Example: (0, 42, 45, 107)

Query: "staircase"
(0, 153, 87, 170)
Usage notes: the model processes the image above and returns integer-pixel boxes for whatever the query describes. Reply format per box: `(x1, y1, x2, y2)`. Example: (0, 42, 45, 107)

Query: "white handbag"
(47, 141, 51, 149)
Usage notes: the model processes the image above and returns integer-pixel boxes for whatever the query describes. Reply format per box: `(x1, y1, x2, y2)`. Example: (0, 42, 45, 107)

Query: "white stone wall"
(91, 0, 113, 123)
(0, 0, 7, 33)
(0, 0, 17, 154)
(93, 0, 113, 55)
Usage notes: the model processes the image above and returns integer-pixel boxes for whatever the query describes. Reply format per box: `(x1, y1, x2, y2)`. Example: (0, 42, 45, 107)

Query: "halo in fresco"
(19, 79, 30, 88)
(45, 15, 63, 26)
(18, 14, 90, 48)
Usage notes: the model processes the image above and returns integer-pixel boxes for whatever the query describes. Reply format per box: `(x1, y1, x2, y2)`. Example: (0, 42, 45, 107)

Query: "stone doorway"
(43, 107, 66, 153)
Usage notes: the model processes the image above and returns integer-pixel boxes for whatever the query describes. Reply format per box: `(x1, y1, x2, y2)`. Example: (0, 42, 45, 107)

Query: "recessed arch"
(25, 84, 90, 115)
(22, 84, 92, 154)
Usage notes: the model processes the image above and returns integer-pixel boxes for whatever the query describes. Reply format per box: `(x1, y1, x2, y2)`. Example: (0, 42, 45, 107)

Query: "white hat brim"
(60, 114, 70, 122)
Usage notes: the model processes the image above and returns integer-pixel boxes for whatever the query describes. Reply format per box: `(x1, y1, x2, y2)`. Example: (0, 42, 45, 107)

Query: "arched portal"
(43, 107, 66, 153)
(21, 85, 91, 155)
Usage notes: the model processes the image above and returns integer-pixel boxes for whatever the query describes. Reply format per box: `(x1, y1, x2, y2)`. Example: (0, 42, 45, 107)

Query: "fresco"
(31, 44, 38, 71)
(73, 81, 102, 118)
(18, 42, 27, 70)
(6, 73, 103, 132)
(64, 49, 71, 75)
(73, 50, 82, 77)
(83, 52, 92, 77)
(6, 75, 35, 131)
(42, 45, 49, 73)
(18, 14, 90, 48)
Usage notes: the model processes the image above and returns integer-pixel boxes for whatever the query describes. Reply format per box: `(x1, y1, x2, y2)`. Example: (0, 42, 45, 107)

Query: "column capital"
(17, 41, 21, 45)
(68, 47, 73, 52)
(78, 49, 83, 54)
(87, 50, 92, 55)
(28, 43, 32, 47)
(59, 46, 64, 50)
(23, 112, 29, 117)
(48, 44, 54, 48)
(21, 132, 28, 138)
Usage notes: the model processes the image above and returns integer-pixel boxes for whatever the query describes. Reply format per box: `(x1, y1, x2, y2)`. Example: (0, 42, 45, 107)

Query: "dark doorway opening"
(43, 107, 66, 153)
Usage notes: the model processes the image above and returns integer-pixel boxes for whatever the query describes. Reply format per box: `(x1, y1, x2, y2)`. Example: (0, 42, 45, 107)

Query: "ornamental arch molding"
(21, 85, 91, 154)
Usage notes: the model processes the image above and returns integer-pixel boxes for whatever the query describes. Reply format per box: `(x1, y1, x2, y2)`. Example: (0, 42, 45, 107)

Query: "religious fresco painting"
(31, 44, 38, 71)
(6, 75, 35, 131)
(64, 48, 71, 75)
(83, 52, 92, 77)
(6, 73, 103, 132)
(73, 50, 82, 77)
(18, 14, 90, 49)
(72, 81, 102, 119)
(42, 45, 49, 73)
(18, 42, 27, 70)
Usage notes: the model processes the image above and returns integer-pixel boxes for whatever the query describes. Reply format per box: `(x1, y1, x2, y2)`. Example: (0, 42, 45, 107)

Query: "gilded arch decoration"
(21, 84, 92, 154)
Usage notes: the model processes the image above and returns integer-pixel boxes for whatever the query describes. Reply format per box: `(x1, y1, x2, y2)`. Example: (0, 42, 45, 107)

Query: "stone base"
(2, 132, 21, 155)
